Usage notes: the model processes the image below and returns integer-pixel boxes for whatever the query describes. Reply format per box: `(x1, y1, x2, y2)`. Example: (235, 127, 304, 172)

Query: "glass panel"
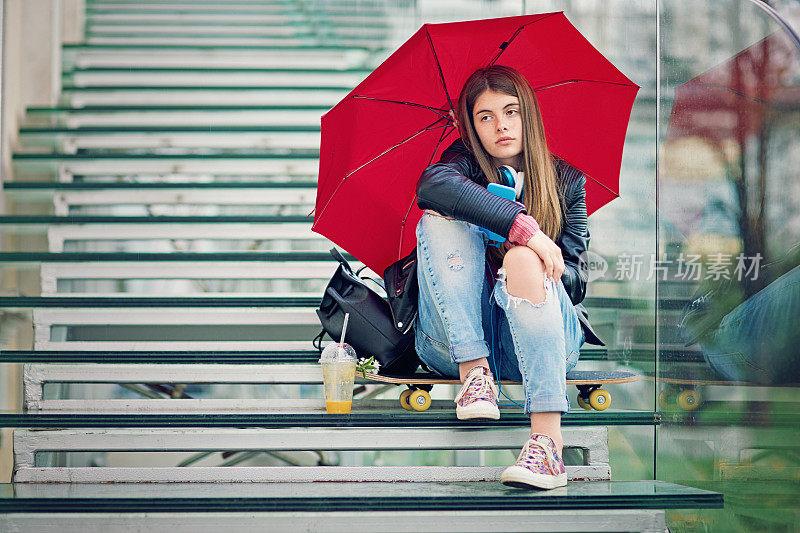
(659, 1, 800, 530)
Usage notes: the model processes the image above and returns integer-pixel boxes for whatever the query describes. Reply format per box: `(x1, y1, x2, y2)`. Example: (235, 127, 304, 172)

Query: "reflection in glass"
(659, 1, 800, 530)
(665, 31, 800, 386)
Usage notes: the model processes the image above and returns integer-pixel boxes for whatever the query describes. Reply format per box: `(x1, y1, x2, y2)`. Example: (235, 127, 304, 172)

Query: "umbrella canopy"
(313, 12, 639, 275)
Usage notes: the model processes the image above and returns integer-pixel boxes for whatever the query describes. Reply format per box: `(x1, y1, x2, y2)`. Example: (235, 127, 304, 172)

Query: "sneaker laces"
(454, 367, 498, 404)
(517, 435, 559, 472)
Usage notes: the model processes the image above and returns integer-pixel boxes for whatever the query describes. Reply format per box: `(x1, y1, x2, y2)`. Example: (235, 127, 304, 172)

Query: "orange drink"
(325, 400, 353, 414)
(319, 343, 357, 414)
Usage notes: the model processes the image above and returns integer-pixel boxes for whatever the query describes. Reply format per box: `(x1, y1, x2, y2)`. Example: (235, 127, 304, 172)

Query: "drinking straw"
(339, 312, 350, 350)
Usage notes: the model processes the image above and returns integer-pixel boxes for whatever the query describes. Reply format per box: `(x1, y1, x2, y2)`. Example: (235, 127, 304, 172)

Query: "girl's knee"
(501, 246, 547, 303)
(503, 246, 545, 280)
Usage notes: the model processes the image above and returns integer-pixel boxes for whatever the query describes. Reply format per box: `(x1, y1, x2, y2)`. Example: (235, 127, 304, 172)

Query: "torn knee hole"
(505, 287, 547, 306)
(496, 267, 549, 309)
(509, 292, 546, 305)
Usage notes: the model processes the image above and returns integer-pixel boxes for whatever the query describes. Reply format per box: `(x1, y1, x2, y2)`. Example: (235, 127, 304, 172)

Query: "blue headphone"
(497, 165, 515, 188)
(497, 165, 523, 200)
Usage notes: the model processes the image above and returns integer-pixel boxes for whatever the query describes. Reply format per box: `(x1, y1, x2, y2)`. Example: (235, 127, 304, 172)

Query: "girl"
(414, 65, 602, 490)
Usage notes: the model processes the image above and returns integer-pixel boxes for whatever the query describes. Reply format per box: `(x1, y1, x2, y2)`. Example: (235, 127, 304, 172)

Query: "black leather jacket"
(384, 139, 604, 346)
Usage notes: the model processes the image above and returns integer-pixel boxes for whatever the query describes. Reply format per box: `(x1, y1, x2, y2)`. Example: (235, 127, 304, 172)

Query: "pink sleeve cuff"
(508, 213, 540, 246)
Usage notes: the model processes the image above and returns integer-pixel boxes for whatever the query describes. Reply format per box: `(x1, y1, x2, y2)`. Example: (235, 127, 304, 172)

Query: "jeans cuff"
(450, 339, 491, 364)
(525, 394, 569, 415)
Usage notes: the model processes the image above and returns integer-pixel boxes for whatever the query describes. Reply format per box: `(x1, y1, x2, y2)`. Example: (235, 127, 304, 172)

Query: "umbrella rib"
(680, 82, 767, 104)
(533, 79, 640, 91)
(343, 130, 428, 179)
(424, 25, 455, 112)
(397, 123, 458, 259)
(343, 118, 451, 179)
(353, 95, 450, 118)
(584, 174, 620, 199)
(488, 12, 562, 65)
(314, 118, 452, 224)
(552, 153, 620, 201)
(428, 122, 458, 167)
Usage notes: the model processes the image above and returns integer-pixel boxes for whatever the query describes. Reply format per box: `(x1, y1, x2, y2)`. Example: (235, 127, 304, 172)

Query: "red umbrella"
(313, 12, 639, 275)
(666, 33, 794, 150)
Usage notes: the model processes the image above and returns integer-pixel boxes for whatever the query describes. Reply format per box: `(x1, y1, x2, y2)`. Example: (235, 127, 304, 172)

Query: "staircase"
(1, 1, 721, 530)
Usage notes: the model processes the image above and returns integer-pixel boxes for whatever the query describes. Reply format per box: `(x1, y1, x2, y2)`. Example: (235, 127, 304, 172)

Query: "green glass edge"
(0, 411, 661, 428)
(0, 348, 608, 363)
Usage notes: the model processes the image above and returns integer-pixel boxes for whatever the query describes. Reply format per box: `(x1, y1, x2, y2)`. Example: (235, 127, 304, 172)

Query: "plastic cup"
(319, 343, 357, 414)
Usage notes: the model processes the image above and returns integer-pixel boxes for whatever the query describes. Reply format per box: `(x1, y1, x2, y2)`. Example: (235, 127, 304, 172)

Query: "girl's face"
(471, 89, 523, 168)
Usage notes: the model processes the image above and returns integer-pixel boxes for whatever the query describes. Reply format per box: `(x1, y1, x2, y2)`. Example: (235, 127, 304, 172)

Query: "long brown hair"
(455, 65, 562, 265)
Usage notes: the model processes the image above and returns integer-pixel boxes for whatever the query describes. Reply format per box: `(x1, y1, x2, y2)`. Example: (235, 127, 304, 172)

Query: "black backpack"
(313, 248, 420, 375)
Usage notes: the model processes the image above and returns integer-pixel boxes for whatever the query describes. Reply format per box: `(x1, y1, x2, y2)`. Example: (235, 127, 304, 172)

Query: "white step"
(22, 398, 408, 413)
(51, 172, 318, 182)
(87, 3, 294, 13)
(47, 223, 320, 252)
(19, 157, 319, 177)
(24, 363, 330, 405)
(13, 427, 610, 483)
(13, 465, 609, 484)
(49, 188, 317, 213)
(13, 427, 607, 457)
(62, 88, 346, 106)
(87, 13, 385, 25)
(0, 509, 667, 533)
(28, 110, 325, 128)
(24, 131, 321, 152)
(87, 2, 388, 13)
(87, 25, 390, 40)
(67, 48, 378, 70)
(85, 36, 319, 47)
(88, 24, 308, 36)
(35, 304, 320, 326)
(26, 340, 321, 351)
(86, 2, 386, 12)
(84, 36, 389, 48)
(33, 307, 324, 351)
(67, 70, 366, 87)
(23, 364, 419, 409)
(40, 261, 349, 296)
(88, 13, 301, 23)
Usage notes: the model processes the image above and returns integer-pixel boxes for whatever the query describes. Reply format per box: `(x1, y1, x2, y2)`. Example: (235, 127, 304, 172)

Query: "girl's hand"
(525, 231, 564, 281)
(448, 109, 459, 128)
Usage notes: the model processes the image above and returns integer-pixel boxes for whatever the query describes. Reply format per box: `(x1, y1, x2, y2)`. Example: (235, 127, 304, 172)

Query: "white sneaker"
(501, 433, 567, 490)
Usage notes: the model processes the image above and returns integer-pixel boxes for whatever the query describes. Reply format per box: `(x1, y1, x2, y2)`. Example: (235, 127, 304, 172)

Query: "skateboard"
(363, 370, 638, 412)
(642, 372, 798, 411)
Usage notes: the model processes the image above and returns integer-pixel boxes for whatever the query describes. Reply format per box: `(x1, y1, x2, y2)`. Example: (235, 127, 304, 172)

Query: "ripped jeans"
(698, 264, 800, 384)
(414, 212, 585, 414)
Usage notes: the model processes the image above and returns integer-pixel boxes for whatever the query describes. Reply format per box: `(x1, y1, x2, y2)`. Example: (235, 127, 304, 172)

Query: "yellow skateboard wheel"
(677, 389, 701, 411)
(409, 390, 432, 412)
(576, 395, 592, 410)
(589, 389, 611, 411)
(400, 389, 413, 411)
(658, 389, 674, 410)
